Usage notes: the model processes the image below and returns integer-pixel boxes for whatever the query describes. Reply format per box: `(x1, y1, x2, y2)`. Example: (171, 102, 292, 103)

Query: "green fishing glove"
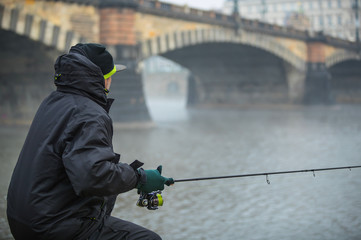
(137, 165, 174, 193)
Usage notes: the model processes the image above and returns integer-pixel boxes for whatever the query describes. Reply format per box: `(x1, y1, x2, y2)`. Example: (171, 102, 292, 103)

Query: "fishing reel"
(136, 191, 163, 210)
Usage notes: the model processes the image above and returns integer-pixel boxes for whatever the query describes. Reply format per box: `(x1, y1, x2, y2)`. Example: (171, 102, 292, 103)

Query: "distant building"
(222, 0, 361, 41)
(143, 56, 186, 73)
(285, 12, 311, 31)
(142, 56, 189, 99)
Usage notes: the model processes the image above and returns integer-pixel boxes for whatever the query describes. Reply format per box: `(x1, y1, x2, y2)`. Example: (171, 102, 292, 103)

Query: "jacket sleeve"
(62, 112, 139, 197)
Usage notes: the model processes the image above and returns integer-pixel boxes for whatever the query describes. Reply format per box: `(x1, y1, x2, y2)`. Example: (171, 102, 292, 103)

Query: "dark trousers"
(8, 196, 160, 240)
(8, 214, 161, 240)
(88, 196, 161, 240)
(88, 215, 162, 240)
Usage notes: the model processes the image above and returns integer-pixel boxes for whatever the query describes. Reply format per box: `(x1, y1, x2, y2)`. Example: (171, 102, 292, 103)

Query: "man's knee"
(97, 216, 162, 240)
(123, 222, 162, 240)
(146, 230, 162, 240)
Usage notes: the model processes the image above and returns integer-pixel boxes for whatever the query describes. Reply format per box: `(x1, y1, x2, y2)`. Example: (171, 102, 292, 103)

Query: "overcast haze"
(164, 0, 225, 10)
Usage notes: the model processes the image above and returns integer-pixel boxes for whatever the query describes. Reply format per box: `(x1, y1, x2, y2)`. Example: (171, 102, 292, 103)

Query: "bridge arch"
(0, 3, 93, 123)
(139, 28, 306, 72)
(325, 49, 361, 68)
(0, 4, 87, 53)
(328, 57, 361, 103)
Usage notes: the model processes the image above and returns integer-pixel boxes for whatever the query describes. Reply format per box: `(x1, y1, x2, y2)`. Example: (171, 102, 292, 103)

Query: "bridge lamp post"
(233, 0, 241, 35)
(233, 0, 239, 16)
(261, 0, 267, 22)
(352, 0, 360, 53)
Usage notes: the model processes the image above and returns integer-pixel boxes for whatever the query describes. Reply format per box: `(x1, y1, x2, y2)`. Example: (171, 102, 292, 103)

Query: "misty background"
(1, 0, 361, 239)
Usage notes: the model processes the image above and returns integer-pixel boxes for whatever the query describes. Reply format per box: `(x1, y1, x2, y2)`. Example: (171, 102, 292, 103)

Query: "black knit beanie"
(72, 43, 126, 79)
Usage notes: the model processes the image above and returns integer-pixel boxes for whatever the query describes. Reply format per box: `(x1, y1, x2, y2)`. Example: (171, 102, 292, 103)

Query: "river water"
(1, 102, 361, 240)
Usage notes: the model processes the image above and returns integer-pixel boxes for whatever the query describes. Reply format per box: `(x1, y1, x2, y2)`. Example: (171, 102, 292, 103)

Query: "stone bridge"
(1, 0, 361, 123)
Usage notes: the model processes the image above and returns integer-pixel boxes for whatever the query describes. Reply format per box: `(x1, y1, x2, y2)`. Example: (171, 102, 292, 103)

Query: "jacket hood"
(54, 46, 107, 106)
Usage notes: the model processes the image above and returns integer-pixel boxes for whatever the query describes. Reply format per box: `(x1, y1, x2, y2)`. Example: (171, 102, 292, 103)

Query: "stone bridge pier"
(304, 41, 334, 104)
(98, 2, 151, 123)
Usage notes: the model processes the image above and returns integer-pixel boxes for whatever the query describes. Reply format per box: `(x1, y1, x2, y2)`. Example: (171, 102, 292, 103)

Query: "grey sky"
(163, 0, 226, 10)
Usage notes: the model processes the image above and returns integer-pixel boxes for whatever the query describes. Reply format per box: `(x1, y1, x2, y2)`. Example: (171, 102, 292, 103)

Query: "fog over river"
(1, 101, 361, 240)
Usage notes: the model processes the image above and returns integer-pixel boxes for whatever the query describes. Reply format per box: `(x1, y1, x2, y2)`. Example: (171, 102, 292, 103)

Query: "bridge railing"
(136, 0, 309, 37)
(135, 0, 359, 50)
(35, 0, 360, 51)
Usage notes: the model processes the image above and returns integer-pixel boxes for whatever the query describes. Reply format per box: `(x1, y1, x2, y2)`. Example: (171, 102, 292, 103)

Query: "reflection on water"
(147, 98, 189, 122)
(1, 104, 361, 240)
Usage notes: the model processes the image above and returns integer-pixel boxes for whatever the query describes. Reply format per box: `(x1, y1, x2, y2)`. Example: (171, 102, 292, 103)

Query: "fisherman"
(7, 43, 174, 240)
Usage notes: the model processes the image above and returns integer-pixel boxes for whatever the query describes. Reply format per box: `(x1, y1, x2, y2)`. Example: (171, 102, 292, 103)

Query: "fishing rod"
(174, 165, 361, 183)
(137, 165, 361, 210)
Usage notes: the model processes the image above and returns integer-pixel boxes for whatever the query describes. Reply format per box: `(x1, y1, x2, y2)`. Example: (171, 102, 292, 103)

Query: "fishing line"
(174, 165, 361, 184)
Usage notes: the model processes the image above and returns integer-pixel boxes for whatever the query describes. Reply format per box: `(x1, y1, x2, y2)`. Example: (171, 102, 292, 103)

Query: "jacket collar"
(104, 98, 115, 113)
(57, 86, 114, 113)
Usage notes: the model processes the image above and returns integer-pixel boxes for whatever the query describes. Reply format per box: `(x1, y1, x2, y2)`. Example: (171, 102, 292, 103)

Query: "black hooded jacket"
(7, 46, 139, 240)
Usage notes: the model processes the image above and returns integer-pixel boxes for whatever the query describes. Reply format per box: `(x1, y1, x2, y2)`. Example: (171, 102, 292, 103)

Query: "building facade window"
(337, 0, 341, 8)
(328, 0, 332, 8)
(319, 16, 324, 26)
(318, 0, 323, 9)
(337, 15, 342, 25)
(257, 5, 262, 14)
(327, 15, 332, 26)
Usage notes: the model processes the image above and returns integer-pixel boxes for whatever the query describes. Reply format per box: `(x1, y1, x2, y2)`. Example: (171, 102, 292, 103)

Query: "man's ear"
(104, 77, 112, 90)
